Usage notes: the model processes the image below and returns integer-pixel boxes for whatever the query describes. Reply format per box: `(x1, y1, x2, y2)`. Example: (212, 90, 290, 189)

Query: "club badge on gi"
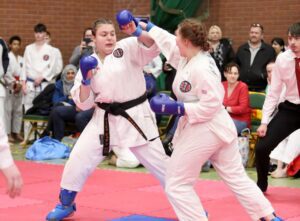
(113, 48, 124, 58)
(43, 54, 49, 61)
(179, 80, 192, 92)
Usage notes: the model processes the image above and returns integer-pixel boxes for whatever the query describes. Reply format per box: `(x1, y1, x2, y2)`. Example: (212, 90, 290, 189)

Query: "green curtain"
(150, 0, 207, 33)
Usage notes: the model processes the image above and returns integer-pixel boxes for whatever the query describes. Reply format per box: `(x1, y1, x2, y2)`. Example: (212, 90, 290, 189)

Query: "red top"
(222, 81, 251, 128)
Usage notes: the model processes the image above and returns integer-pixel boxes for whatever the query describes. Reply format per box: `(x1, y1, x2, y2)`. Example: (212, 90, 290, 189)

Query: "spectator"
(236, 23, 276, 91)
(0, 120, 23, 198)
(271, 37, 285, 56)
(143, 55, 162, 78)
(69, 27, 94, 67)
(0, 37, 9, 131)
(270, 129, 300, 178)
(222, 62, 251, 134)
(4, 35, 23, 143)
(44, 64, 94, 141)
(21, 23, 58, 145)
(45, 31, 63, 78)
(108, 146, 140, 169)
(208, 25, 235, 81)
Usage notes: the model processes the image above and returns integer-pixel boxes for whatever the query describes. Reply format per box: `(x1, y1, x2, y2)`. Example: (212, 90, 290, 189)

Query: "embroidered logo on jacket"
(179, 80, 192, 92)
(43, 54, 49, 61)
(113, 48, 123, 58)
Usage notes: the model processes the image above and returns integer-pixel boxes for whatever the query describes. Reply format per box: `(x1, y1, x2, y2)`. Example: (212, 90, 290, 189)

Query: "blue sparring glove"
(150, 93, 185, 116)
(79, 55, 98, 85)
(116, 10, 142, 37)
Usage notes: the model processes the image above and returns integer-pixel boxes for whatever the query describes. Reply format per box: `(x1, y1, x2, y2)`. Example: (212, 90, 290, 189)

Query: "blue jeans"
(233, 119, 248, 135)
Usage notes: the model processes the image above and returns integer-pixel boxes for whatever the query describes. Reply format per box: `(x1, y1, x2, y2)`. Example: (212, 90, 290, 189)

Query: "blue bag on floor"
(25, 136, 71, 160)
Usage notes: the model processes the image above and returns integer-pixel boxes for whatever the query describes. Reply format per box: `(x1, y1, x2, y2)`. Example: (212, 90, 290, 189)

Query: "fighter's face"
(288, 33, 300, 57)
(224, 66, 239, 84)
(94, 24, 117, 56)
(175, 29, 188, 57)
(249, 27, 263, 44)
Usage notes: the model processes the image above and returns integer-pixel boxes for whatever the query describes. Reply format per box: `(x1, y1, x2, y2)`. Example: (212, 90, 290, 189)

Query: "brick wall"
(0, 0, 299, 65)
(204, 0, 300, 50)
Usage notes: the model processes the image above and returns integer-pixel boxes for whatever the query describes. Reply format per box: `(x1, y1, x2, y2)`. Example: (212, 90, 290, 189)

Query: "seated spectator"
(143, 55, 162, 78)
(207, 25, 235, 81)
(271, 37, 285, 57)
(44, 64, 94, 141)
(269, 129, 300, 178)
(108, 146, 140, 169)
(222, 62, 251, 134)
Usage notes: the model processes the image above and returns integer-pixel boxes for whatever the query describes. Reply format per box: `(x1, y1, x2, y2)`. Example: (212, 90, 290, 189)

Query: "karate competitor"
(46, 17, 168, 220)
(132, 12, 282, 221)
(21, 23, 57, 143)
(4, 36, 24, 142)
(0, 120, 23, 198)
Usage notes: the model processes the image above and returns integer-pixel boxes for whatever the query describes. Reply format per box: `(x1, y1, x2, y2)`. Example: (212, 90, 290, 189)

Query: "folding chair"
(247, 91, 266, 167)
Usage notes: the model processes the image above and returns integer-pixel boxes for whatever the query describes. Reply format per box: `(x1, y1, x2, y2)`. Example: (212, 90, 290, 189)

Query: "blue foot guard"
(46, 189, 77, 221)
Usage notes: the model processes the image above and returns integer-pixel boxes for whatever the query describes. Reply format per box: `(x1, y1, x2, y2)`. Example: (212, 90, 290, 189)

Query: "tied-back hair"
(178, 18, 210, 51)
(224, 62, 240, 74)
(92, 18, 114, 35)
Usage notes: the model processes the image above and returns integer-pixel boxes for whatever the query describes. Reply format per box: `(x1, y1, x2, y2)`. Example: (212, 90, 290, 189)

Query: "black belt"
(96, 92, 148, 156)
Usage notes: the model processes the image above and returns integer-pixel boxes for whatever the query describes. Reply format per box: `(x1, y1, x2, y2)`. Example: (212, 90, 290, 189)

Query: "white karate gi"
(4, 52, 23, 134)
(148, 26, 274, 221)
(21, 42, 56, 140)
(0, 41, 7, 130)
(61, 37, 168, 191)
(0, 121, 14, 170)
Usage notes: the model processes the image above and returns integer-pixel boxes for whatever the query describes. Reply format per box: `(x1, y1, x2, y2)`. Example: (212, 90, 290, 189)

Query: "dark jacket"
(26, 84, 55, 116)
(236, 42, 276, 91)
(210, 38, 235, 81)
(52, 80, 75, 106)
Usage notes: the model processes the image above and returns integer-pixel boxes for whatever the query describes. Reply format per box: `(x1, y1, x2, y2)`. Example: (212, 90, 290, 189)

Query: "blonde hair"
(208, 25, 222, 40)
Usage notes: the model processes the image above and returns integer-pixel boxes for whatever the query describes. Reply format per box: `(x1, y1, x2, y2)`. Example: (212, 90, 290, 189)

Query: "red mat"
(0, 161, 299, 221)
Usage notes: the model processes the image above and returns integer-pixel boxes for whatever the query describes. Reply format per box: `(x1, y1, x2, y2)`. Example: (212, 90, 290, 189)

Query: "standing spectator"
(69, 27, 94, 67)
(20, 23, 57, 144)
(0, 37, 9, 131)
(271, 37, 285, 57)
(45, 31, 63, 78)
(236, 23, 276, 91)
(255, 22, 300, 192)
(208, 25, 235, 81)
(4, 36, 24, 143)
(222, 62, 251, 134)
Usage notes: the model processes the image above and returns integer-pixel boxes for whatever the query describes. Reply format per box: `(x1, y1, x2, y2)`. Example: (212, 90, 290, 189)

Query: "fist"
(116, 10, 138, 28)
(79, 55, 98, 81)
(150, 93, 185, 116)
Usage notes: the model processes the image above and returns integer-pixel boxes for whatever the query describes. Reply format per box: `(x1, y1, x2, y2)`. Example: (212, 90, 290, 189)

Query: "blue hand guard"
(150, 93, 185, 116)
(79, 55, 98, 85)
(116, 9, 142, 37)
